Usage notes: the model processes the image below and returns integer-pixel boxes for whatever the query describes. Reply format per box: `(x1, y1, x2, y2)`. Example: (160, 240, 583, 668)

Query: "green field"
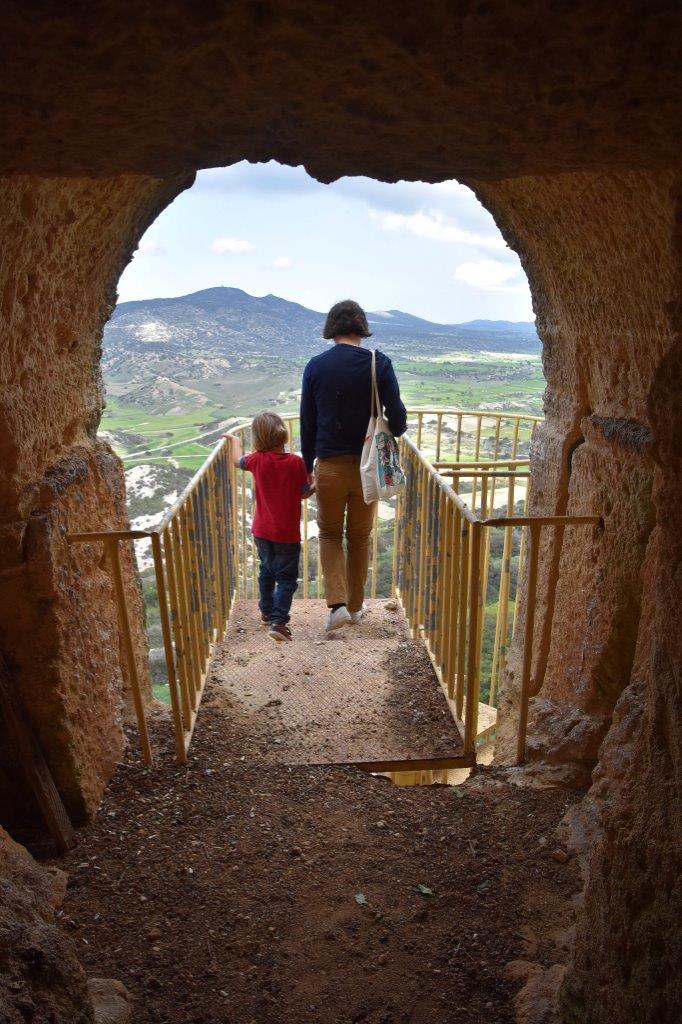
(394, 352, 544, 414)
(103, 352, 544, 469)
(102, 396, 224, 472)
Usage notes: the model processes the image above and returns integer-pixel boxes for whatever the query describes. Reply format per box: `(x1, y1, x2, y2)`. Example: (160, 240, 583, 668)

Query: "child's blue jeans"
(254, 537, 301, 625)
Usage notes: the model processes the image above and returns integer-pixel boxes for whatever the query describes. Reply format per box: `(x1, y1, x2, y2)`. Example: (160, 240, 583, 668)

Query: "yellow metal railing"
(69, 407, 599, 767)
(68, 439, 238, 764)
(394, 434, 601, 760)
(229, 409, 541, 599)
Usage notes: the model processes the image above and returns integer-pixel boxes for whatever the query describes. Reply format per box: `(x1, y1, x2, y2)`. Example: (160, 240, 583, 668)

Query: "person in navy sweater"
(227, 413, 313, 642)
(300, 300, 407, 633)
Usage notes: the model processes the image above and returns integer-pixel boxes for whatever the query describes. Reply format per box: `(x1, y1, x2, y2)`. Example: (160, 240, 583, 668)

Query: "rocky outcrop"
(559, 196, 682, 1024)
(0, 173, 190, 819)
(0, 826, 93, 1022)
(1, 443, 150, 822)
(476, 172, 675, 776)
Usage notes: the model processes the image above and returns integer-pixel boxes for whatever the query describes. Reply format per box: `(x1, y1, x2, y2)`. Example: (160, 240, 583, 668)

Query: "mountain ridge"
(104, 286, 540, 383)
(112, 286, 535, 334)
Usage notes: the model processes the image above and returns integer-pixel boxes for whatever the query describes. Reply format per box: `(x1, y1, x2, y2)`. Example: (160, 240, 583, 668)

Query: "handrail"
(68, 436, 238, 765)
(394, 433, 601, 760)
(67, 404, 600, 767)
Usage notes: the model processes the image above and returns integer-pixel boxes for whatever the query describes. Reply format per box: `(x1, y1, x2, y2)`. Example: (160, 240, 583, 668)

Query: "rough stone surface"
(0, 8, 679, 1024)
(0, 3, 680, 181)
(478, 172, 676, 768)
(559, 680, 646, 882)
(0, 826, 93, 1022)
(0, 173, 189, 516)
(559, 187, 682, 1024)
(514, 963, 566, 1024)
(88, 978, 133, 1024)
(0, 443, 151, 822)
(0, 174, 188, 819)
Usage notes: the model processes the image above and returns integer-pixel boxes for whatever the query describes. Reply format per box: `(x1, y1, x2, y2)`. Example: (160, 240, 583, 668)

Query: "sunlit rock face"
(476, 171, 675, 767)
(0, 174, 188, 820)
(0, 5, 679, 1023)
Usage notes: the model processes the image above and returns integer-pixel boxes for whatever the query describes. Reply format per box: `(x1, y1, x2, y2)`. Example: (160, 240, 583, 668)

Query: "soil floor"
(51, 724, 583, 1023)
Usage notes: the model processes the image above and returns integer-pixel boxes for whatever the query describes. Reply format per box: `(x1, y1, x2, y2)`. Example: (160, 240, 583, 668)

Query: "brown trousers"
(315, 456, 377, 613)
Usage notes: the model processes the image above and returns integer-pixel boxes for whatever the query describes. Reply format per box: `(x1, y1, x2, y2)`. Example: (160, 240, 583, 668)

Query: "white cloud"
(210, 236, 255, 254)
(273, 255, 292, 268)
(137, 237, 163, 256)
(452, 259, 527, 292)
(370, 209, 505, 250)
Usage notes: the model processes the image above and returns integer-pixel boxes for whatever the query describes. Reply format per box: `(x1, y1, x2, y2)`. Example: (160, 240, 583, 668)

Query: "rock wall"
(0, 7, 679, 1022)
(559, 181, 682, 1024)
(0, 826, 93, 1022)
(1, 2, 679, 181)
(473, 172, 676, 784)
(0, 173, 190, 820)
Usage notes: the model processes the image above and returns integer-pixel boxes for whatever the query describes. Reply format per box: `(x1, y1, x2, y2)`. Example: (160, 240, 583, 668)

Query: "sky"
(118, 161, 534, 324)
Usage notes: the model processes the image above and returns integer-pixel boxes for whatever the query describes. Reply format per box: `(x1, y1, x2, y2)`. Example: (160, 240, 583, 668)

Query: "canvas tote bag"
(360, 350, 406, 504)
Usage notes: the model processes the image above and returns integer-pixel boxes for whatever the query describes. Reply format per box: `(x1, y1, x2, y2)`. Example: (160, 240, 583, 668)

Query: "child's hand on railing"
(224, 432, 243, 466)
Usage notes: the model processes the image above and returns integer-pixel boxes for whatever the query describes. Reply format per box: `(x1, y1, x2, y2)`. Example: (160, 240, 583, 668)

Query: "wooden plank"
(0, 653, 75, 852)
(352, 754, 476, 774)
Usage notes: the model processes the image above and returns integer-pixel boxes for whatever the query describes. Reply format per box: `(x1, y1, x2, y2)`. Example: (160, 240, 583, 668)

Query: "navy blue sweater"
(300, 344, 407, 472)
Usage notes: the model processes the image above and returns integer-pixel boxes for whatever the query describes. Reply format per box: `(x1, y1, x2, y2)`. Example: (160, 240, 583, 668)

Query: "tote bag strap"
(370, 349, 382, 420)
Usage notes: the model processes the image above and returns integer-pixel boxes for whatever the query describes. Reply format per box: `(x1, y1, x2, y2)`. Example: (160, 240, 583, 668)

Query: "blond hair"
(251, 412, 288, 452)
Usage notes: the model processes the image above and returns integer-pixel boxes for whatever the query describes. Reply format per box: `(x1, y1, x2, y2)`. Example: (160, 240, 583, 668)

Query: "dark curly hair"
(323, 299, 372, 340)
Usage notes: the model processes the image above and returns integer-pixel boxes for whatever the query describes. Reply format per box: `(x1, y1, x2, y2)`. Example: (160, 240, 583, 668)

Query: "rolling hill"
(103, 287, 540, 383)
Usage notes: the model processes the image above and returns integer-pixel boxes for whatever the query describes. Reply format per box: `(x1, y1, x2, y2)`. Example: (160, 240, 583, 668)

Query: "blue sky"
(118, 162, 533, 324)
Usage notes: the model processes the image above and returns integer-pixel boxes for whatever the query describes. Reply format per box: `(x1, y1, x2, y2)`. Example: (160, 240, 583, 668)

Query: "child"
(226, 413, 313, 642)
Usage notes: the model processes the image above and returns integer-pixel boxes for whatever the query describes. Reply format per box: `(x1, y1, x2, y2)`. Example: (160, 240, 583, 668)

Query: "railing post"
(371, 502, 379, 599)
(516, 522, 541, 764)
(490, 475, 515, 706)
(162, 526, 193, 731)
(415, 461, 428, 637)
(151, 532, 187, 764)
(445, 501, 461, 701)
(104, 537, 153, 766)
(391, 448, 402, 597)
(455, 519, 469, 719)
(302, 495, 310, 599)
(463, 521, 482, 754)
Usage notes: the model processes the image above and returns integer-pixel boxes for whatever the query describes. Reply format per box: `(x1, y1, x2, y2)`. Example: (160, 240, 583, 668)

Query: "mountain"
(458, 319, 537, 333)
(103, 286, 540, 383)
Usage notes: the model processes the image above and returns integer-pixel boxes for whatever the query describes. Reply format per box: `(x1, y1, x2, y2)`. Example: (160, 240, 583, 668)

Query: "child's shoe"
(260, 612, 271, 626)
(326, 606, 352, 632)
(268, 623, 292, 642)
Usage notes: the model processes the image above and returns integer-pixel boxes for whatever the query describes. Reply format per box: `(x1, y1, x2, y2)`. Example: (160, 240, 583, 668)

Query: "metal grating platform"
(204, 599, 466, 769)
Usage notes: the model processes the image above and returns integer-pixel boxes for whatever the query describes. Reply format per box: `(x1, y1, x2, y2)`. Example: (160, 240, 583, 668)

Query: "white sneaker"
(349, 603, 369, 624)
(326, 606, 352, 632)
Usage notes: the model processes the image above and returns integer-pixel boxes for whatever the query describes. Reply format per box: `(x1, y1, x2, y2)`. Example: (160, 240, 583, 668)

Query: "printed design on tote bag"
(360, 349, 406, 504)
(375, 430, 405, 489)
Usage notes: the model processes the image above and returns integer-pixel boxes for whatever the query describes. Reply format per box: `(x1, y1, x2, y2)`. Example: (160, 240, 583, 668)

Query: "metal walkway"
(204, 599, 467, 772)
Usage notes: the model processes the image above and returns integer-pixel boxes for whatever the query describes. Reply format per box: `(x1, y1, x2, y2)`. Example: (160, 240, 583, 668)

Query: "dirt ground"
(49, 710, 583, 1024)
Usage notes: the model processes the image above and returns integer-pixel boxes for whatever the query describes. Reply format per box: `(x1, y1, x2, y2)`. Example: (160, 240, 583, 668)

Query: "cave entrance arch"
(91, 162, 546, 776)
(0, 6, 679, 1021)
